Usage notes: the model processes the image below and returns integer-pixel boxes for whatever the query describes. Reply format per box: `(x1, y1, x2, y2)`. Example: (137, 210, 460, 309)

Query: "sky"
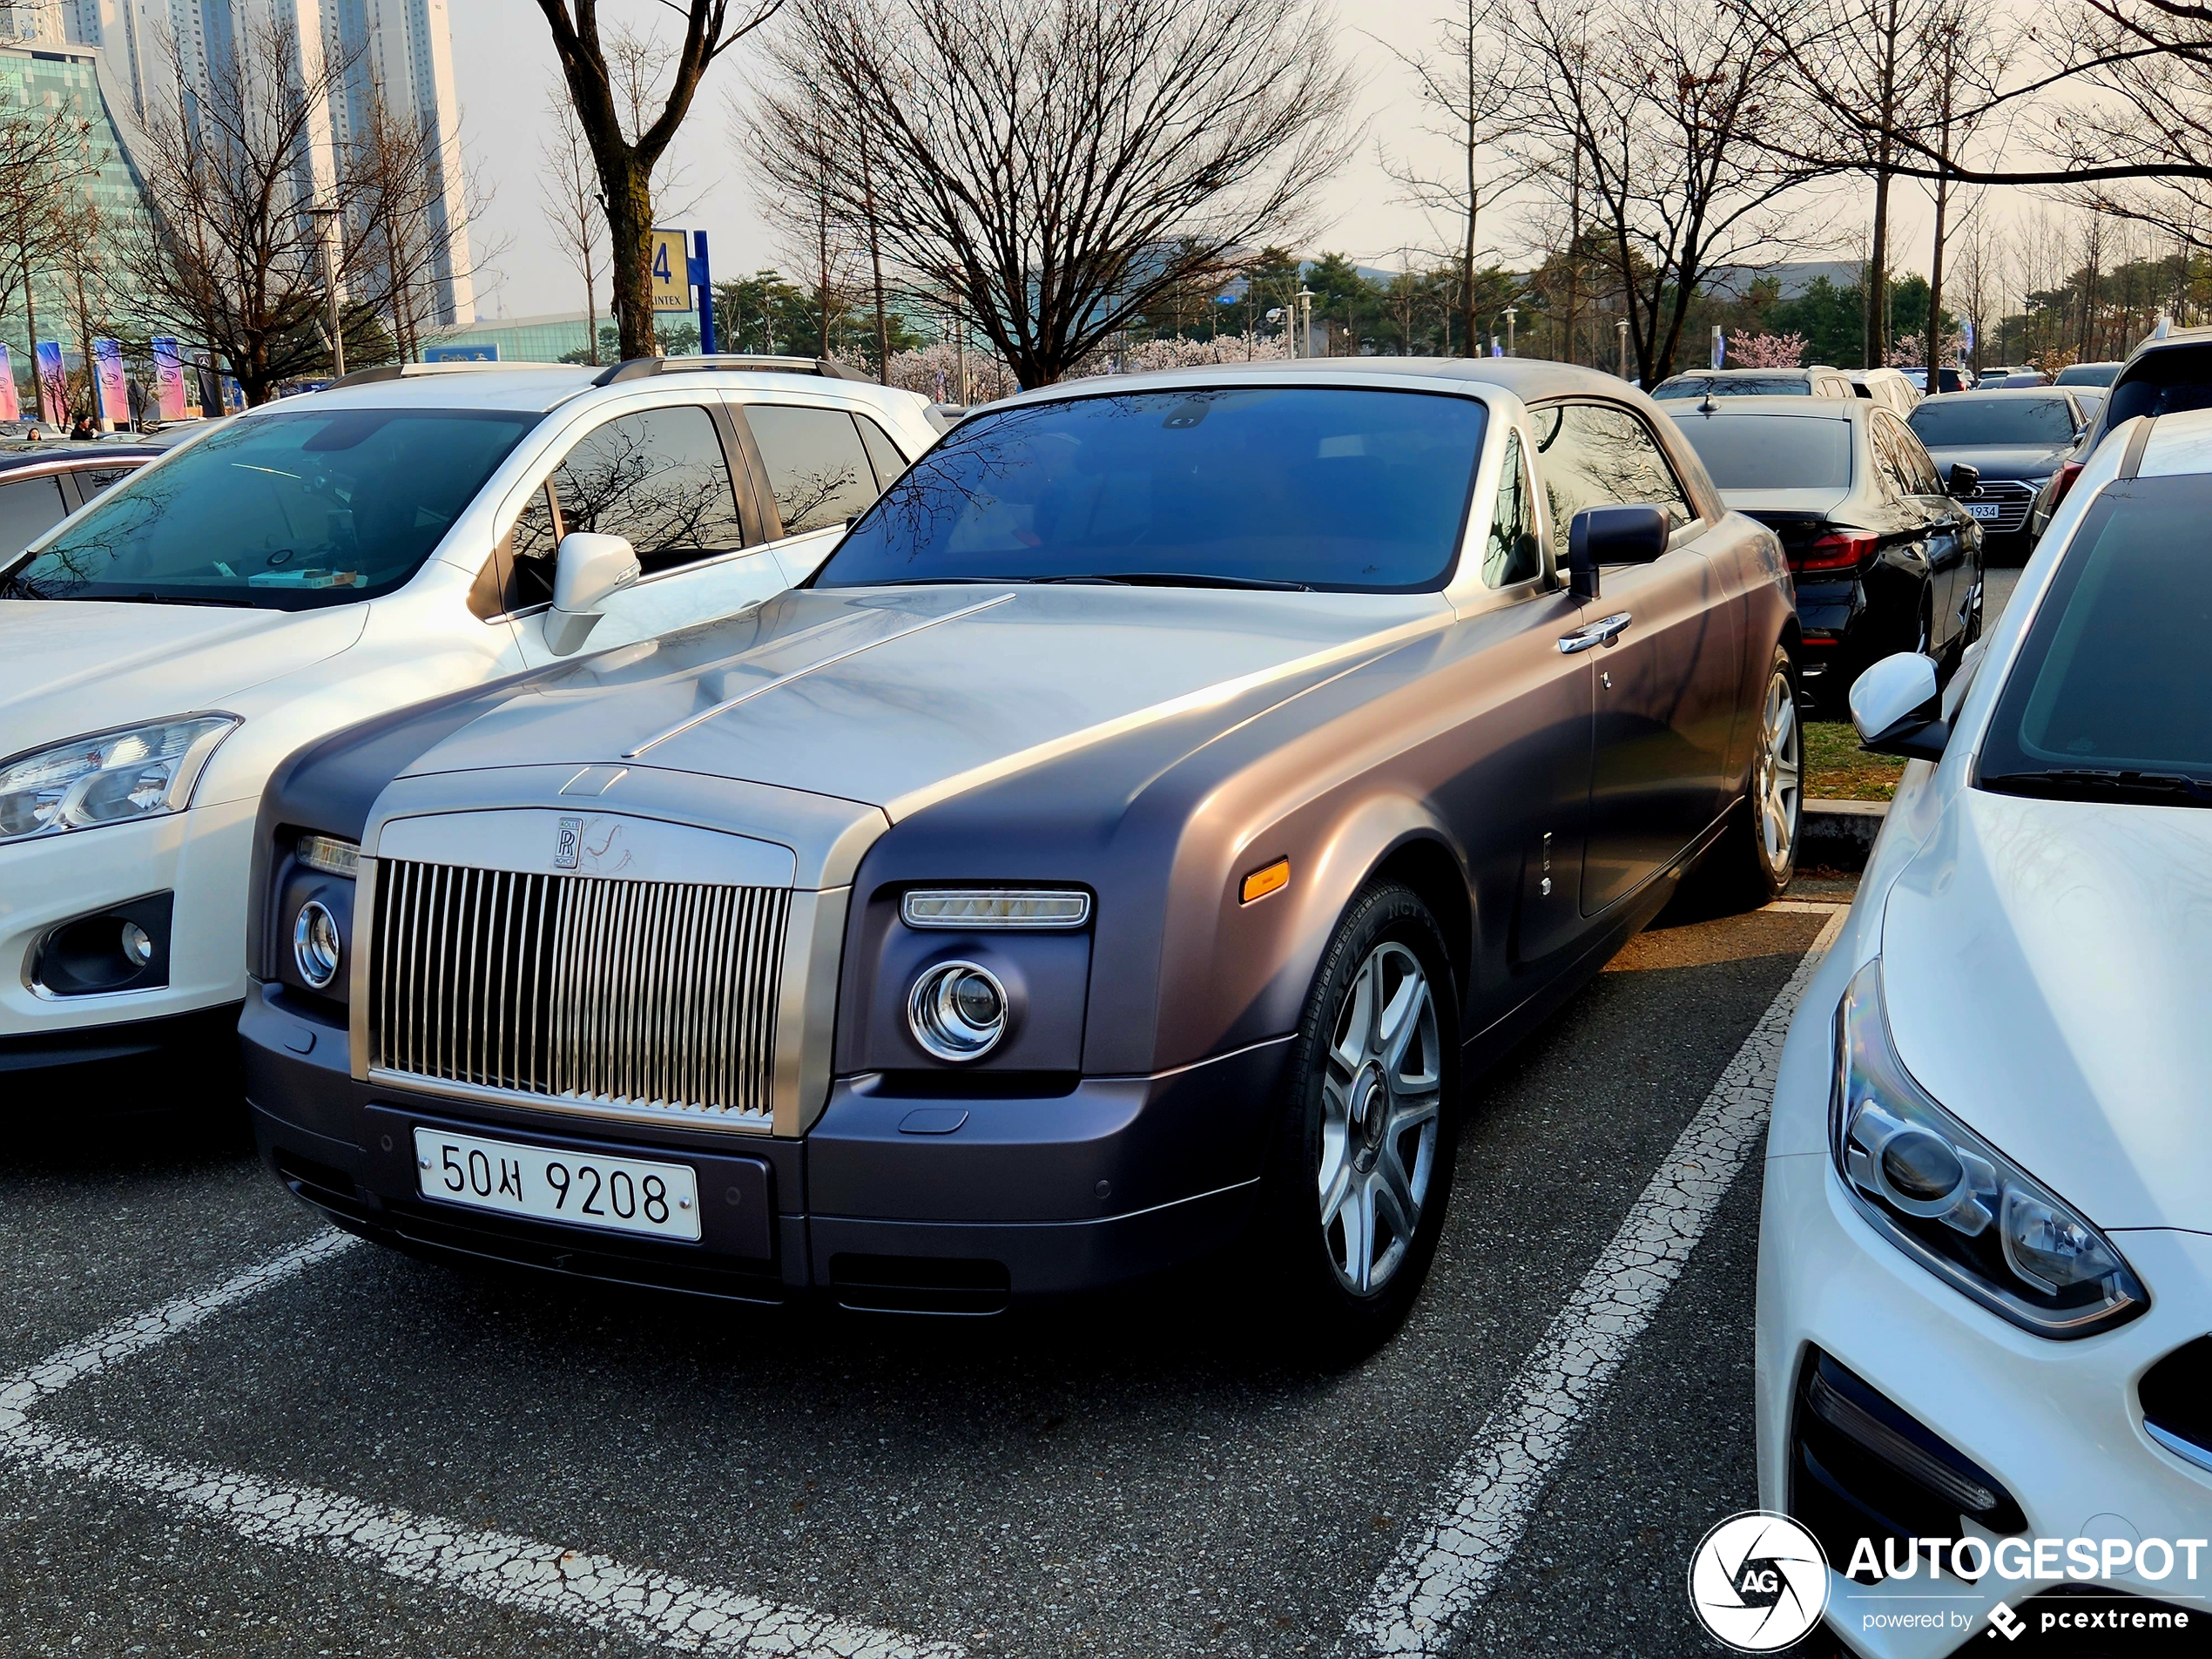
(450, 0, 1963, 325)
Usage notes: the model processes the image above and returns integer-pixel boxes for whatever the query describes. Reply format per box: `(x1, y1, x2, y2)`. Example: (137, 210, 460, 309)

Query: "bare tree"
(349, 80, 495, 364)
(533, 0, 783, 361)
(750, 0, 1359, 388)
(541, 93, 607, 363)
(1506, 0, 1811, 385)
(118, 13, 396, 403)
(1376, 0, 1527, 359)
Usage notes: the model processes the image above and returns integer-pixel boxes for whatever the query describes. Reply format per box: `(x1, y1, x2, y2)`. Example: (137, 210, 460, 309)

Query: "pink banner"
(0, 346, 20, 421)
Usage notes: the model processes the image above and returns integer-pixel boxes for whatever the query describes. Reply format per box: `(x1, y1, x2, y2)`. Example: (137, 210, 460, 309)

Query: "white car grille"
(367, 859, 788, 1128)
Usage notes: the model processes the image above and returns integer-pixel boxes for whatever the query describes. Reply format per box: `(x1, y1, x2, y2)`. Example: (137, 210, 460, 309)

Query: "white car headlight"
(0, 715, 239, 845)
(1831, 958, 2148, 1339)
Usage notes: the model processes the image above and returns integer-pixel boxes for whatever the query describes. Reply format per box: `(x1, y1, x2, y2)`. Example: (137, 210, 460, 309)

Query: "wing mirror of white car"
(1851, 651, 1949, 761)
(544, 532, 640, 656)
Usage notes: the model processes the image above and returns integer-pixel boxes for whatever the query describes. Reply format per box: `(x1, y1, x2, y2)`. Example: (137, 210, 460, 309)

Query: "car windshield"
(1652, 375, 1808, 399)
(1979, 478, 2212, 804)
(813, 387, 1487, 592)
(1907, 395, 2076, 447)
(2054, 363, 2120, 387)
(0, 407, 540, 609)
(1671, 414, 1852, 490)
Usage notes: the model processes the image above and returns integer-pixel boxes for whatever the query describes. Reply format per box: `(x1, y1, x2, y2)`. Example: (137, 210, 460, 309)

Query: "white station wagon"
(0, 357, 940, 1094)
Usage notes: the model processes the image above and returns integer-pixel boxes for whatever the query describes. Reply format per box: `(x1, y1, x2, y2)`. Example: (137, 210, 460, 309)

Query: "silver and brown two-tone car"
(240, 360, 1801, 1359)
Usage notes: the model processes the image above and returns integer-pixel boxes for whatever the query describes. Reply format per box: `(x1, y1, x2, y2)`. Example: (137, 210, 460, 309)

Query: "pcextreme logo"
(1688, 1511, 1831, 1652)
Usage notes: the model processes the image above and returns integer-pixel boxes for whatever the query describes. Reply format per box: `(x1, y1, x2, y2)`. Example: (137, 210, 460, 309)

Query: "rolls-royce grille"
(368, 859, 788, 1123)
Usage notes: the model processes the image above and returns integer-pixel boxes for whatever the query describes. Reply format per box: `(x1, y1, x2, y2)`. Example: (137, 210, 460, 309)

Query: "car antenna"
(1698, 392, 1719, 414)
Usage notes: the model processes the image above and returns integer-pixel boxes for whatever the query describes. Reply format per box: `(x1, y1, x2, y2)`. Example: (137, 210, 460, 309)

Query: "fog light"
(907, 960, 1007, 1061)
(119, 920, 153, 967)
(293, 899, 341, 989)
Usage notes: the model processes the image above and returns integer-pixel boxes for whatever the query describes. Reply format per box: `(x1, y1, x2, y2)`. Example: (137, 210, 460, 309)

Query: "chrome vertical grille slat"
(368, 857, 787, 1128)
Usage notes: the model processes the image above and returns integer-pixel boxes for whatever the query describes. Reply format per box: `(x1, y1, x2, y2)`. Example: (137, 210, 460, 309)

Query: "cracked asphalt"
(2, 889, 1841, 1659)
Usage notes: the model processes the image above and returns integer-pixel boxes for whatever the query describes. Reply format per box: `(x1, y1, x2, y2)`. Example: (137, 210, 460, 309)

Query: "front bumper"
(0, 797, 258, 1043)
(1757, 1146, 2212, 1658)
(242, 982, 1285, 1310)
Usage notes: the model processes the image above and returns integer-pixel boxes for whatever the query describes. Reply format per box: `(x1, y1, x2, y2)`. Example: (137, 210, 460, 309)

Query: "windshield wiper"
(1100, 571, 1312, 591)
(1980, 767, 2212, 807)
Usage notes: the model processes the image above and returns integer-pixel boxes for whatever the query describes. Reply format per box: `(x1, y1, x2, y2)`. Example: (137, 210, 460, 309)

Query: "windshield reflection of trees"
(821, 391, 1468, 589)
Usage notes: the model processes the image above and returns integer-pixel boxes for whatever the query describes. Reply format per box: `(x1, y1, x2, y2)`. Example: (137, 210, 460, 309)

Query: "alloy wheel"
(1755, 666, 1802, 873)
(1318, 940, 1440, 1296)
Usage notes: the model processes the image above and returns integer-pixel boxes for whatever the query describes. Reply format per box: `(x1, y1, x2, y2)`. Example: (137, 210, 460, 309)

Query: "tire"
(1243, 880, 1460, 1367)
(1709, 646, 1801, 905)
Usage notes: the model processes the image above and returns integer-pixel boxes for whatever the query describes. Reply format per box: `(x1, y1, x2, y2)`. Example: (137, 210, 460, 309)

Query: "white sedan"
(0, 360, 938, 1095)
(1757, 408, 2212, 1654)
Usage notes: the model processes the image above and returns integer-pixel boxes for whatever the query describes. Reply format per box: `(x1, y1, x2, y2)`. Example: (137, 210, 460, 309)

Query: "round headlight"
(907, 960, 1007, 1062)
(293, 899, 341, 989)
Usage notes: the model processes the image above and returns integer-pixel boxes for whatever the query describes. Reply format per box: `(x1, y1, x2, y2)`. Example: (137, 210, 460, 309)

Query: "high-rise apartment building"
(14, 0, 474, 326)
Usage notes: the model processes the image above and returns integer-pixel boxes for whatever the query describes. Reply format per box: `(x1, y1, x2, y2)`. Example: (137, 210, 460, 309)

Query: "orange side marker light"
(1240, 857, 1291, 905)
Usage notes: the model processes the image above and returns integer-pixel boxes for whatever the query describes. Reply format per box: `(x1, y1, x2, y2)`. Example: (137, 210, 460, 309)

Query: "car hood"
(1919, 443, 2071, 482)
(395, 583, 1446, 819)
(1880, 786, 2212, 1231)
(0, 600, 365, 756)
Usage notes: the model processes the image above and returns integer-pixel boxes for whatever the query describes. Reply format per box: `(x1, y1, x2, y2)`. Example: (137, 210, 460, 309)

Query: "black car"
(2030, 325, 2212, 546)
(1668, 395, 1982, 708)
(2053, 361, 2123, 388)
(0, 441, 162, 560)
(1905, 388, 2088, 561)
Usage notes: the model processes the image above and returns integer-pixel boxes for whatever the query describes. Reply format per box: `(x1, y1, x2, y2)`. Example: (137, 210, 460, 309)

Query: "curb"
(1802, 799, 1886, 870)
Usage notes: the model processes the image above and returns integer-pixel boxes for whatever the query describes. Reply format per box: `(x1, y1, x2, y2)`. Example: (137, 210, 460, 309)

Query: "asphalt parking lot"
(2, 882, 1851, 1659)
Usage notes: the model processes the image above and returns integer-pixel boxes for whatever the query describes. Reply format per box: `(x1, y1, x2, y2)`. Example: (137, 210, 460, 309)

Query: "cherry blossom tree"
(1727, 331, 1809, 367)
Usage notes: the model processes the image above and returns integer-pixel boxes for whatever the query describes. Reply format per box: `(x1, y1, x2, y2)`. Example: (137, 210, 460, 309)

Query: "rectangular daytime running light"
(901, 889, 1091, 929)
(296, 833, 361, 878)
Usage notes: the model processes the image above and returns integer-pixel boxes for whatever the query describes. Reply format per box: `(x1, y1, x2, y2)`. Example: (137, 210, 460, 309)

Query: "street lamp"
(1616, 318, 1630, 381)
(1296, 287, 1315, 359)
(1503, 305, 1518, 356)
(307, 204, 344, 379)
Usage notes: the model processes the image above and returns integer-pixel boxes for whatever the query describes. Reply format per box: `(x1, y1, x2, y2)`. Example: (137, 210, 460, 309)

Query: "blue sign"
(424, 343, 498, 363)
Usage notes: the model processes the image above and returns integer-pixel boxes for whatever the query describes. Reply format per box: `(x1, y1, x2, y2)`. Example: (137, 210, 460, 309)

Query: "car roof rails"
(590, 354, 872, 387)
(320, 361, 562, 390)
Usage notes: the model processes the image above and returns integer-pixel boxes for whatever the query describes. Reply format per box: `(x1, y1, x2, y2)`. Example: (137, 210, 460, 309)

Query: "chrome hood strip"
(623, 591, 1015, 760)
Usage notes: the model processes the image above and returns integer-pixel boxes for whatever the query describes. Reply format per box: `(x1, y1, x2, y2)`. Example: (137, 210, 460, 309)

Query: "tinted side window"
(746, 404, 879, 536)
(550, 406, 743, 575)
(78, 465, 139, 500)
(0, 475, 69, 558)
(855, 415, 908, 490)
(1483, 432, 1541, 588)
(1897, 424, 1945, 495)
(1870, 417, 1917, 497)
(1529, 402, 1693, 550)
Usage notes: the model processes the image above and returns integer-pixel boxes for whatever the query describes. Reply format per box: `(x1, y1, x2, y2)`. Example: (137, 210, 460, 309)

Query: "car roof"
(982, 355, 1663, 408)
(280, 360, 930, 420)
(1910, 386, 2072, 401)
(0, 441, 159, 468)
(2125, 404, 2212, 476)
(1662, 394, 1867, 419)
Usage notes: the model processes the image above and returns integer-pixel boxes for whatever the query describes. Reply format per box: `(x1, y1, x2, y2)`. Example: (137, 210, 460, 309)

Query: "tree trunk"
(607, 163, 656, 361)
(864, 145, 888, 384)
(1866, 0, 1899, 368)
(1925, 102, 1952, 398)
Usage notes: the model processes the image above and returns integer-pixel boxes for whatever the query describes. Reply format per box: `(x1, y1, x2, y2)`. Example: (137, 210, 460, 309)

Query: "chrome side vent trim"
(367, 858, 788, 1130)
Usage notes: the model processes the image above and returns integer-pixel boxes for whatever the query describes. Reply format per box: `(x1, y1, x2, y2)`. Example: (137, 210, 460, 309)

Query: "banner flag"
(152, 336, 186, 421)
(34, 341, 64, 425)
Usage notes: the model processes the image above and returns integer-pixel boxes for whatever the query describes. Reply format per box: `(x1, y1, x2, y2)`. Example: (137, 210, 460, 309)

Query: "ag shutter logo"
(1688, 1511, 1831, 1652)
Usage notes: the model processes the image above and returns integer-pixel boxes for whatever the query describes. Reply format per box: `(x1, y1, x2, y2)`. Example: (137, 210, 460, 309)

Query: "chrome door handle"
(1557, 612, 1632, 653)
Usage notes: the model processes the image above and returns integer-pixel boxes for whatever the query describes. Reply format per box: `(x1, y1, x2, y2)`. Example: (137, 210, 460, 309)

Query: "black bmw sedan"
(1669, 395, 1983, 709)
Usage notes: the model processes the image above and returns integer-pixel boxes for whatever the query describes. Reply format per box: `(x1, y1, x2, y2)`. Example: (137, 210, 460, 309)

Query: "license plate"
(412, 1127, 702, 1242)
(1966, 502, 2003, 520)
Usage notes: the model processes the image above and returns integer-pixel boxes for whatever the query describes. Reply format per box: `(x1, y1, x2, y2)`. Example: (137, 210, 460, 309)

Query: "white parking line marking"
(1346, 908, 1848, 1657)
(2, 1230, 961, 1659)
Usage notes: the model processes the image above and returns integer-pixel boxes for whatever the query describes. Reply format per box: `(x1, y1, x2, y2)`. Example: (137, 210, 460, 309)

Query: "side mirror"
(1946, 462, 1980, 496)
(1566, 504, 1669, 603)
(544, 532, 639, 656)
(1850, 651, 1949, 761)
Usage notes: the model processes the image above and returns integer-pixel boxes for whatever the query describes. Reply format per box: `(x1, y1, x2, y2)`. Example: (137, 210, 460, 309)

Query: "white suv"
(0, 358, 940, 1093)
